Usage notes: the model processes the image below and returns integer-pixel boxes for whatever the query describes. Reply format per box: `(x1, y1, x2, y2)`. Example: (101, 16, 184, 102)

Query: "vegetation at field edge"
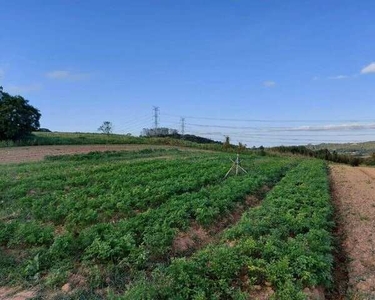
(0, 132, 223, 151)
(271, 145, 375, 166)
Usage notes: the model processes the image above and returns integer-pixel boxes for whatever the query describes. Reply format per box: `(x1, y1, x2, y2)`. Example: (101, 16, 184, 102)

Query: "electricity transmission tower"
(224, 154, 248, 179)
(181, 117, 185, 135)
(153, 106, 159, 129)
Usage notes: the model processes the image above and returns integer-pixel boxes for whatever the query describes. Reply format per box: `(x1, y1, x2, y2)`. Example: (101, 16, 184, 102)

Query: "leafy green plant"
(2, 149, 319, 298)
(123, 160, 333, 299)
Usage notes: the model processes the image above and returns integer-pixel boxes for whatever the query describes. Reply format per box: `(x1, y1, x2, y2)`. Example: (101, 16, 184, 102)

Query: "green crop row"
(72, 157, 292, 263)
(0, 153, 219, 218)
(0, 151, 295, 292)
(0, 149, 195, 192)
(122, 160, 333, 300)
(43, 148, 182, 162)
(1, 157, 236, 228)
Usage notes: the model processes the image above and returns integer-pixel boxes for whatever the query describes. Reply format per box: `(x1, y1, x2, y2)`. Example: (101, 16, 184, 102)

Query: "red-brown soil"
(330, 165, 375, 298)
(172, 194, 264, 256)
(0, 144, 204, 164)
(0, 287, 36, 300)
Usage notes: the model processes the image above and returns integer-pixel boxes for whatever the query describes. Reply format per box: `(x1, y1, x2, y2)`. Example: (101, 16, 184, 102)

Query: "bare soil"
(330, 165, 375, 298)
(172, 187, 269, 256)
(0, 287, 36, 300)
(0, 144, 204, 164)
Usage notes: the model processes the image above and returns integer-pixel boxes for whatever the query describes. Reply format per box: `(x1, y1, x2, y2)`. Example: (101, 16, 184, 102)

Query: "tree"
(259, 145, 266, 156)
(98, 121, 113, 135)
(223, 136, 231, 150)
(0, 89, 41, 141)
(238, 142, 247, 153)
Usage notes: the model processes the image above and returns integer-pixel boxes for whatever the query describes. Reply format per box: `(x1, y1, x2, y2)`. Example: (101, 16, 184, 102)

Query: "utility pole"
(180, 117, 185, 136)
(153, 106, 159, 129)
(224, 154, 248, 179)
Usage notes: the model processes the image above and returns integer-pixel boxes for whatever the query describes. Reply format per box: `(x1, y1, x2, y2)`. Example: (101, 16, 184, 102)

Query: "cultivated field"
(0, 148, 337, 299)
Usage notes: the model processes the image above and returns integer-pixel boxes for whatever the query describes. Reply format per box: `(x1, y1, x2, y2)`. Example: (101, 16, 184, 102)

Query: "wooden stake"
(224, 153, 247, 179)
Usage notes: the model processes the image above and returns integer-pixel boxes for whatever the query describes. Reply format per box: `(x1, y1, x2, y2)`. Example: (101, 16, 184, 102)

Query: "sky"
(1, 0, 375, 146)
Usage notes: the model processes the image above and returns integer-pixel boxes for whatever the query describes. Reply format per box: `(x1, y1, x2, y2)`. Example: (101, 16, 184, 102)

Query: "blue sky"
(1, 0, 375, 146)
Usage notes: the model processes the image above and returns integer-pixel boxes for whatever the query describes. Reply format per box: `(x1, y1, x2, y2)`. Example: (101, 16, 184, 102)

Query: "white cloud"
(328, 75, 348, 80)
(7, 84, 42, 94)
(46, 70, 70, 79)
(46, 70, 91, 80)
(361, 62, 375, 74)
(312, 76, 319, 81)
(273, 123, 375, 132)
(263, 81, 276, 87)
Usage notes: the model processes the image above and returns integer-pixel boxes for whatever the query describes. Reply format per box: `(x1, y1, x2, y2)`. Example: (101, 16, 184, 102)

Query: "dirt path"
(0, 144, 205, 164)
(330, 165, 375, 298)
(0, 287, 36, 300)
(172, 191, 267, 256)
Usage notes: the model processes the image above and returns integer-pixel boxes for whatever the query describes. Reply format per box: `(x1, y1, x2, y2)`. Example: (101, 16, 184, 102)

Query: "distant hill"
(307, 141, 375, 157)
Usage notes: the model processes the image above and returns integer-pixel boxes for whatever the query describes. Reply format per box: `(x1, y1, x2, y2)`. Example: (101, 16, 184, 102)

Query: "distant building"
(141, 127, 178, 137)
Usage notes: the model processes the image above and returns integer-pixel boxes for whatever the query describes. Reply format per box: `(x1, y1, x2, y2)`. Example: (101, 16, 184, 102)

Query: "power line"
(187, 123, 261, 130)
(114, 108, 375, 146)
(163, 112, 375, 123)
(186, 132, 374, 143)
(186, 122, 375, 132)
(119, 117, 153, 132)
(121, 115, 152, 126)
(184, 127, 375, 144)
(188, 131, 375, 138)
(188, 132, 375, 141)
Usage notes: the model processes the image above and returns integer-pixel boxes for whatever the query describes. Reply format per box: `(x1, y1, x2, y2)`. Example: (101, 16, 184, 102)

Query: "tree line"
(271, 145, 375, 166)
